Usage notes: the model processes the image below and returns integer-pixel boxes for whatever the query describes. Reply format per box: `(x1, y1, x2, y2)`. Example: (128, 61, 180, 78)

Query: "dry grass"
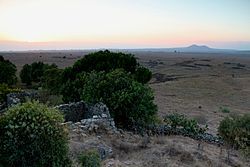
(2, 51, 250, 166)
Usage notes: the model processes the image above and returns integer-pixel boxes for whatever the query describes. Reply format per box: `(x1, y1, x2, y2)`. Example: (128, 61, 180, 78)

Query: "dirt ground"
(1, 50, 250, 166)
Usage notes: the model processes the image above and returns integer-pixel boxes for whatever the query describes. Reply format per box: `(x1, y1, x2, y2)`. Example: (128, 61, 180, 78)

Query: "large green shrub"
(0, 55, 17, 85)
(0, 101, 71, 167)
(218, 114, 250, 155)
(78, 149, 101, 167)
(80, 69, 157, 128)
(134, 66, 152, 84)
(61, 50, 151, 84)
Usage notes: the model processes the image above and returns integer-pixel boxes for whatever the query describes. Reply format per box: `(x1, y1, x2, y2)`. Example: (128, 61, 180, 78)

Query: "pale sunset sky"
(0, 0, 249, 50)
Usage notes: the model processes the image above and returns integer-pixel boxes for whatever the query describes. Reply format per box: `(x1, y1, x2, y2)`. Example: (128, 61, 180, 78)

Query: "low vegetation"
(164, 113, 208, 135)
(78, 149, 101, 167)
(219, 106, 230, 113)
(218, 114, 250, 156)
(0, 101, 71, 166)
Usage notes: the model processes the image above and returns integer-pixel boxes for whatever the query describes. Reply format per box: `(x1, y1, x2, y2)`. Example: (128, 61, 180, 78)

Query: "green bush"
(20, 62, 57, 85)
(61, 50, 151, 84)
(134, 66, 152, 84)
(78, 149, 101, 167)
(80, 69, 157, 128)
(41, 68, 63, 94)
(0, 101, 71, 167)
(164, 113, 207, 135)
(0, 55, 17, 85)
(0, 83, 20, 103)
(218, 114, 250, 156)
(219, 106, 230, 113)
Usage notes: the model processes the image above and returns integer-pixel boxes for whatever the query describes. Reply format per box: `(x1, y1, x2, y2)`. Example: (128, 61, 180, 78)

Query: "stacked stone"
(66, 114, 117, 135)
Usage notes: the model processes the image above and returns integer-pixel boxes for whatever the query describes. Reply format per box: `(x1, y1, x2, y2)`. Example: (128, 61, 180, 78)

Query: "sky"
(0, 0, 250, 51)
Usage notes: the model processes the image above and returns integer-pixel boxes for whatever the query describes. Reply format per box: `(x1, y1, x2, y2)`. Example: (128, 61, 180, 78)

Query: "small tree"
(0, 55, 17, 85)
(20, 64, 32, 85)
(42, 68, 63, 94)
(134, 66, 152, 84)
(0, 101, 71, 166)
(20, 62, 58, 85)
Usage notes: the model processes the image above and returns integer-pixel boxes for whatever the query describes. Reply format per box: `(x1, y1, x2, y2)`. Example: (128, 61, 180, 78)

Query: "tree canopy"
(0, 55, 17, 85)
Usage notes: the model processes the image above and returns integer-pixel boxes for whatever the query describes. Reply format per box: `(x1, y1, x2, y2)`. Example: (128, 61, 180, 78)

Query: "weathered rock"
(55, 101, 111, 123)
(6, 92, 38, 107)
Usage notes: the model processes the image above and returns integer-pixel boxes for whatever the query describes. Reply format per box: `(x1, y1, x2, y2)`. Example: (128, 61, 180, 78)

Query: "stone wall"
(55, 101, 111, 122)
(6, 92, 38, 107)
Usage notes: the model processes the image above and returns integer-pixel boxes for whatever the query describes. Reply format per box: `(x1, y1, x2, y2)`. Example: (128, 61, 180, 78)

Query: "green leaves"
(80, 69, 157, 128)
(218, 114, 250, 156)
(0, 55, 17, 85)
(0, 101, 71, 167)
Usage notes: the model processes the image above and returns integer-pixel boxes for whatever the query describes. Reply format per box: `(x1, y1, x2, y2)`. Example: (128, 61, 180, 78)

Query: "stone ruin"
(55, 101, 117, 134)
(2, 92, 117, 135)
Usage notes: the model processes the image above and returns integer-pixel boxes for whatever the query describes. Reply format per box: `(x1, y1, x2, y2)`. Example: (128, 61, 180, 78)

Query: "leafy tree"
(80, 69, 157, 128)
(0, 101, 71, 167)
(62, 50, 152, 83)
(30, 62, 46, 82)
(42, 68, 63, 94)
(20, 64, 32, 85)
(0, 55, 17, 85)
(20, 62, 58, 85)
(134, 66, 152, 84)
(60, 72, 88, 102)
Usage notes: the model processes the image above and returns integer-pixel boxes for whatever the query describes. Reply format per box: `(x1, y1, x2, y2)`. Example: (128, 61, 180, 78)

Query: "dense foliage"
(78, 149, 101, 167)
(0, 102, 71, 167)
(79, 69, 157, 128)
(164, 113, 208, 135)
(0, 55, 17, 85)
(20, 62, 57, 85)
(20, 64, 32, 85)
(59, 51, 156, 128)
(218, 114, 250, 155)
(0, 83, 20, 103)
(41, 68, 63, 94)
(61, 50, 151, 84)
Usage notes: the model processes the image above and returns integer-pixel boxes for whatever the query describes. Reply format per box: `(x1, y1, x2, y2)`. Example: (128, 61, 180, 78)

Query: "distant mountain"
(129, 44, 242, 53)
(167, 44, 237, 53)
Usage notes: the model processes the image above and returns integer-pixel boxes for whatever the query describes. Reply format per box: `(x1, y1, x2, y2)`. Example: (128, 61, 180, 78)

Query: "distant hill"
(128, 44, 245, 53)
(167, 44, 237, 53)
